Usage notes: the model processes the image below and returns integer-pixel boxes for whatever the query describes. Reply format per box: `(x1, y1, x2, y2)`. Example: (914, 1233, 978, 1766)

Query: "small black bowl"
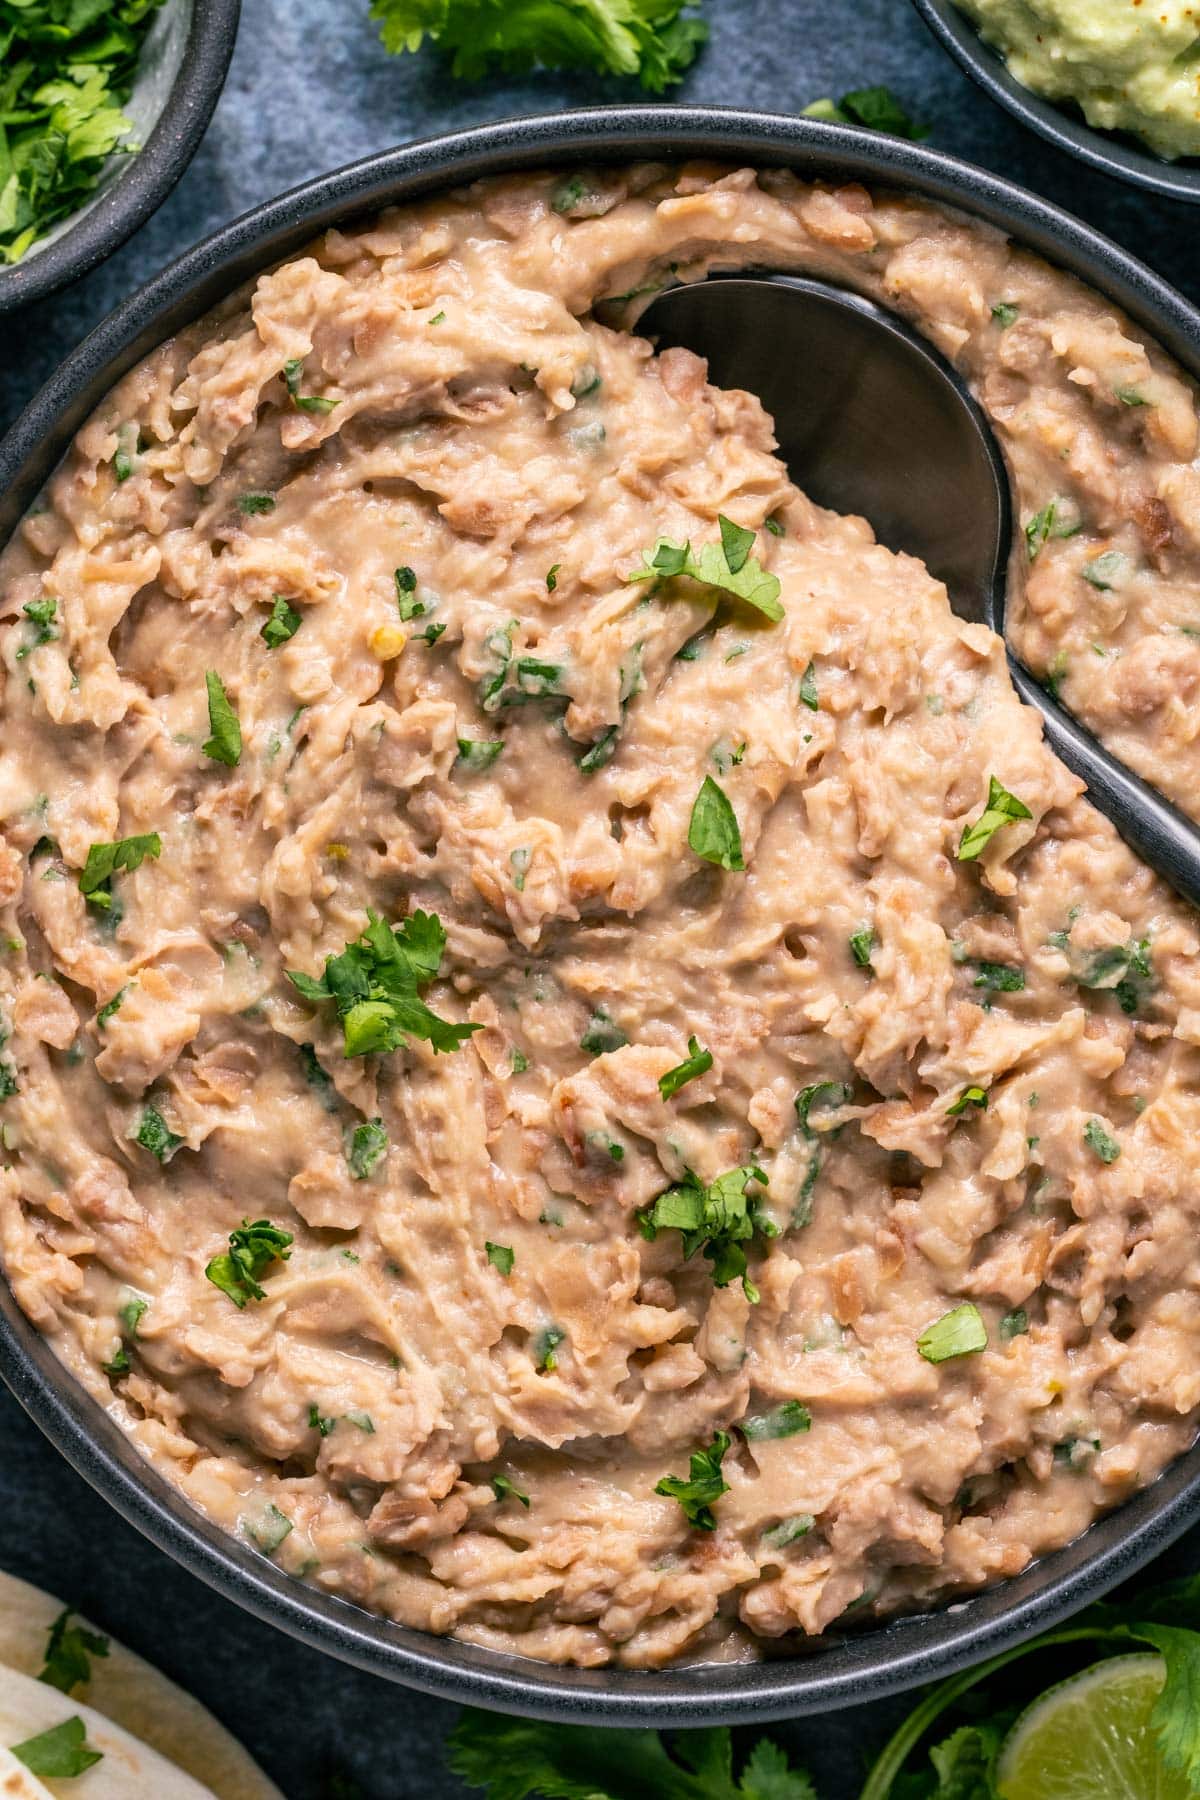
(0, 0, 241, 314)
(2, 106, 1200, 1725)
(910, 0, 1200, 203)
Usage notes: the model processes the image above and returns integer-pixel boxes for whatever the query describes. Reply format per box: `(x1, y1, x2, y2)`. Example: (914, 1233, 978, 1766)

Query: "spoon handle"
(1009, 656, 1200, 912)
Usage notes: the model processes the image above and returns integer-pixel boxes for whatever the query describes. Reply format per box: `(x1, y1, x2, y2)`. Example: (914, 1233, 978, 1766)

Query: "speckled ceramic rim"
(0, 0, 241, 315)
(909, 0, 1200, 204)
(3, 107, 1200, 1724)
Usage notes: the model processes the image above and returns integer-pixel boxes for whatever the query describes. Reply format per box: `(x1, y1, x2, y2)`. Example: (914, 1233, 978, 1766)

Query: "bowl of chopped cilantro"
(0, 0, 240, 312)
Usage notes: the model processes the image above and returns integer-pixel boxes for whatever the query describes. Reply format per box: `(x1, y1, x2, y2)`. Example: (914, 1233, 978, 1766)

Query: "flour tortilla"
(0, 1572, 281, 1800)
(0, 1743, 54, 1798)
(0, 1661, 218, 1796)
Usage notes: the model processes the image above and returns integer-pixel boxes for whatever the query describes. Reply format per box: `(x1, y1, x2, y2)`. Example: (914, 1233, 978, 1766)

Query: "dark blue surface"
(2, 4, 1198, 1795)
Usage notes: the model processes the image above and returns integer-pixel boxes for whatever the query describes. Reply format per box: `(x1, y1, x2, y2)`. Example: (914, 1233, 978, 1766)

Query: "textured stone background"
(2, 1, 1198, 1794)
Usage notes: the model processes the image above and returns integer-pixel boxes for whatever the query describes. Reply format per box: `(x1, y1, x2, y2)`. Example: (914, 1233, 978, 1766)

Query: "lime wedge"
(996, 1653, 1190, 1800)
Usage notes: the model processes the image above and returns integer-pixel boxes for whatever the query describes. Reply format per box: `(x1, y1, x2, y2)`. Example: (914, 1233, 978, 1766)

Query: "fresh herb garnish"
(205, 1219, 294, 1308)
(741, 1400, 811, 1441)
(38, 1609, 110, 1695)
(15, 596, 58, 659)
(957, 775, 1031, 861)
(850, 928, 875, 970)
(533, 1324, 566, 1371)
(1000, 1307, 1029, 1340)
(12, 1716, 102, 1780)
(96, 984, 128, 1027)
(580, 1007, 628, 1055)
(947, 1084, 988, 1116)
(486, 1242, 515, 1276)
(545, 564, 560, 591)
(238, 492, 276, 515)
(262, 595, 302, 647)
(763, 1514, 816, 1549)
(243, 1502, 292, 1554)
(287, 909, 480, 1059)
(368, 0, 707, 90)
(917, 1302, 988, 1364)
(282, 357, 337, 414)
(0, 0, 167, 266)
(448, 1707, 817, 1800)
(347, 1117, 388, 1180)
(628, 516, 784, 622)
(1024, 498, 1080, 559)
(455, 737, 504, 772)
(1084, 1118, 1121, 1163)
(490, 1473, 530, 1507)
(688, 774, 744, 871)
(133, 1104, 182, 1163)
(638, 1164, 772, 1301)
(658, 1035, 713, 1100)
(309, 1404, 335, 1437)
(202, 670, 242, 767)
(799, 659, 818, 711)
(973, 960, 1025, 993)
(654, 1429, 730, 1530)
(991, 300, 1020, 326)
(803, 85, 928, 138)
(78, 832, 161, 911)
(792, 1080, 852, 1227)
(1082, 549, 1128, 591)
(578, 725, 619, 773)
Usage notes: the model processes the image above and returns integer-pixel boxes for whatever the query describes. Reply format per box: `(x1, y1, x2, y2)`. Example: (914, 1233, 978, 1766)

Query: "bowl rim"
(0, 0, 242, 315)
(908, 0, 1200, 203)
(3, 103, 1200, 1726)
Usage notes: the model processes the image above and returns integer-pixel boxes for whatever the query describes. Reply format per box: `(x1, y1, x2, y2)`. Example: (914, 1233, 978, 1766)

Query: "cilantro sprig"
(288, 909, 480, 1059)
(12, 1715, 102, 1779)
(39, 1608, 110, 1694)
(78, 832, 161, 911)
(654, 1428, 731, 1530)
(957, 775, 1032, 862)
(368, 0, 707, 91)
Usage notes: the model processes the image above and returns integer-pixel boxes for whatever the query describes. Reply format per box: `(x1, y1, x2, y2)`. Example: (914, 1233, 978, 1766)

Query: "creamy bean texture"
(3, 165, 1200, 1671)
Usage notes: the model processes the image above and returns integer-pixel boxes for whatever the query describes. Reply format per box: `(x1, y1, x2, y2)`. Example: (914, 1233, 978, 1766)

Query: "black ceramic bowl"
(0, 0, 241, 315)
(910, 0, 1200, 204)
(3, 107, 1200, 1726)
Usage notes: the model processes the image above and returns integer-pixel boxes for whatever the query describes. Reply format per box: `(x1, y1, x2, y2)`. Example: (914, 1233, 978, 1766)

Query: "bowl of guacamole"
(911, 0, 1200, 200)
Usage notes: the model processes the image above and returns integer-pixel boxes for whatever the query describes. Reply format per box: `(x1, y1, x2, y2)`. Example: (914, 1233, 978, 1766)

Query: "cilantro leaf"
(133, 1103, 182, 1163)
(741, 1400, 811, 1442)
(206, 1218, 293, 1308)
(203, 670, 242, 767)
(659, 1035, 713, 1100)
(39, 1609, 110, 1695)
(282, 356, 337, 414)
(973, 961, 1025, 993)
(368, 0, 707, 92)
(238, 491, 276, 515)
(347, 1117, 389, 1179)
(12, 1715, 102, 1779)
(1083, 1117, 1120, 1163)
(580, 1006, 628, 1055)
(655, 1428, 730, 1530)
(639, 1164, 771, 1300)
(486, 1241, 514, 1276)
(629, 516, 784, 622)
(262, 595, 302, 647)
(78, 832, 161, 910)
(689, 775, 744, 871)
(917, 1302, 988, 1363)
(803, 85, 928, 139)
(490, 1473, 529, 1507)
(456, 737, 504, 772)
(956, 775, 1032, 861)
(947, 1085, 988, 1116)
(287, 909, 480, 1059)
(15, 595, 58, 659)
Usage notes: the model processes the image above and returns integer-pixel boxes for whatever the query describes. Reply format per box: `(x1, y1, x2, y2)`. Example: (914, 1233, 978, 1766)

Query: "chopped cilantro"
(309, 1404, 335, 1437)
(12, 1716, 102, 1780)
(638, 1164, 772, 1301)
(1082, 550, 1128, 590)
(991, 300, 1020, 326)
(628, 515, 783, 622)
(15, 596, 58, 660)
(510, 846, 532, 891)
(205, 1218, 294, 1307)
(96, 985, 128, 1028)
(999, 1307, 1029, 1340)
(654, 1429, 730, 1530)
(202, 670, 242, 767)
(578, 725, 619, 773)
(763, 1513, 815, 1548)
(133, 1104, 182, 1163)
(38, 1609, 110, 1695)
(486, 1241, 515, 1276)
(803, 85, 928, 138)
(957, 775, 1031, 861)
(262, 596, 302, 647)
(658, 1035, 713, 1100)
(491, 1473, 530, 1507)
(973, 961, 1025, 993)
(1024, 499, 1081, 559)
(947, 1085, 988, 1117)
(533, 1324, 566, 1371)
(580, 1006, 628, 1055)
(799, 659, 818, 711)
(741, 1400, 811, 1441)
(850, 928, 875, 970)
(688, 774, 744, 871)
(347, 1117, 389, 1180)
(287, 909, 480, 1059)
(917, 1301, 988, 1363)
(546, 564, 560, 591)
(79, 832, 161, 911)
(1083, 1118, 1120, 1164)
(456, 737, 504, 772)
(243, 1502, 292, 1554)
(238, 492, 276, 515)
(282, 356, 338, 414)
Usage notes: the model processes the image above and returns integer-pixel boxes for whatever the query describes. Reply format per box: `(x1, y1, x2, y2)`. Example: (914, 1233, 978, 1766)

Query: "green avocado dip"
(955, 0, 1200, 160)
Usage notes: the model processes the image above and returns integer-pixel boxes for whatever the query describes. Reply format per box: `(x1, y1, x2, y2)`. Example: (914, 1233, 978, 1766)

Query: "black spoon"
(640, 273, 1200, 906)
